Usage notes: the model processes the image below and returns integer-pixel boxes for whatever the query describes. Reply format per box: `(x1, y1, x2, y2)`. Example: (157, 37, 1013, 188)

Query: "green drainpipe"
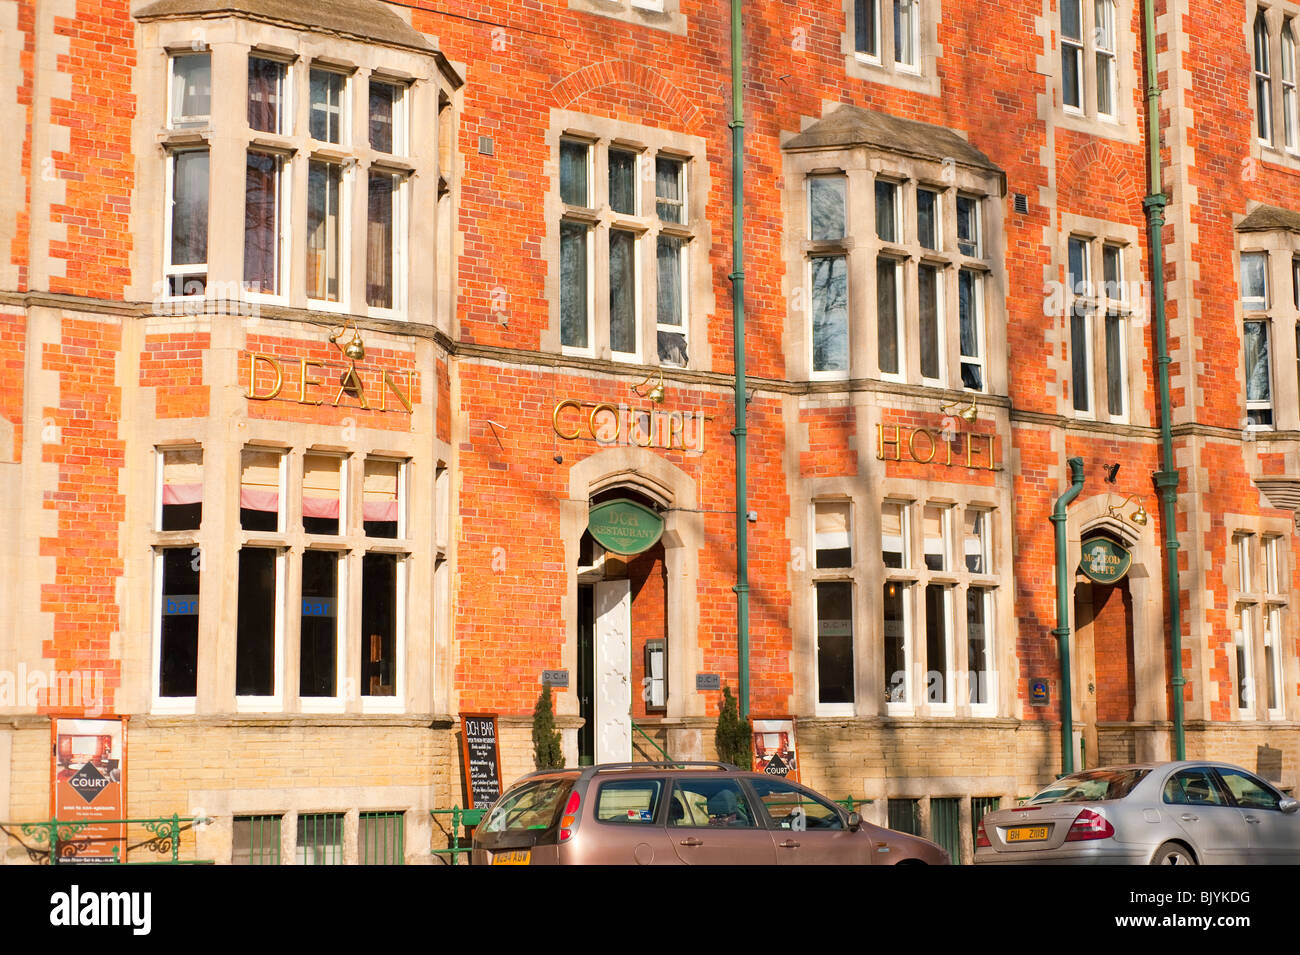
(1052, 457, 1085, 776)
(730, 0, 750, 719)
(1141, 0, 1186, 760)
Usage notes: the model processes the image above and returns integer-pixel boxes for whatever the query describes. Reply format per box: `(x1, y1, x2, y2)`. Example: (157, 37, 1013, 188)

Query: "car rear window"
(595, 779, 663, 824)
(481, 777, 574, 834)
(1027, 768, 1150, 804)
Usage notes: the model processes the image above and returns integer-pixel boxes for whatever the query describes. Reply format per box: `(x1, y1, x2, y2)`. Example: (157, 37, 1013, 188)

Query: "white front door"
(594, 579, 632, 763)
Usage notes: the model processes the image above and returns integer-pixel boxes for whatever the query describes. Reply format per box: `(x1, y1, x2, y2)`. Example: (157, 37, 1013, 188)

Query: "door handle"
(679, 837, 704, 846)
(1245, 816, 1262, 825)
(1180, 813, 1198, 822)
(778, 839, 800, 849)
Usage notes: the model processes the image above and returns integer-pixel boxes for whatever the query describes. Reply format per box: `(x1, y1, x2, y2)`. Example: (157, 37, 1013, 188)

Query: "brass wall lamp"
(1107, 493, 1149, 527)
(938, 395, 979, 423)
(328, 319, 366, 397)
(630, 370, 666, 404)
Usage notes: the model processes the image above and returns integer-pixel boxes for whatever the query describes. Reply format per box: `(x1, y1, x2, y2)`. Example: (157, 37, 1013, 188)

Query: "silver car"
(974, 762, 1300, 864)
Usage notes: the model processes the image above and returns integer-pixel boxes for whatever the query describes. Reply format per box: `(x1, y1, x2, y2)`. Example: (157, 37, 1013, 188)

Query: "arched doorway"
(575, 488, 668, 765)
(560, 451, 702, 766)
(1066, 500, 1166, 765)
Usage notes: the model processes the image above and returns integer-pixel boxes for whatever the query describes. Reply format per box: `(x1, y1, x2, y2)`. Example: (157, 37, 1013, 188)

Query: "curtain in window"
(171, 151, 209, 266)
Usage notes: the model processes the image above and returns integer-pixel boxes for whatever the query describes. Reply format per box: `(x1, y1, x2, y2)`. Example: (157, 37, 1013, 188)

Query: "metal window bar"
(234, 814, 281, 865)
(359, 811, 405, 865)
(972, 796, 1001, 851)
(297, 812, 344, 865)
(930, 797, 962, 865)
(887, 798, 920, 835)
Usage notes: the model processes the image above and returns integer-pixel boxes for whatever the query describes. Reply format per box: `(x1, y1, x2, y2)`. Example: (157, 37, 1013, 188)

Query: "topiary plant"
(714, 685, 752, 770)
(532, 683, 564, 770)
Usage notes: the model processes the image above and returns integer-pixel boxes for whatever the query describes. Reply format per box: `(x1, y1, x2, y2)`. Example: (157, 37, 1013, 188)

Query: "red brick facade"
(2, 0, 1300, 864)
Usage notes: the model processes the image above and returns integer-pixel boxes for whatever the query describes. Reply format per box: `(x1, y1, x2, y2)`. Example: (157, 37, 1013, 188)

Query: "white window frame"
(365, 168, 409, 318)
(168, 51, 211, 129)
(360, 555, 408, 714)
(1264, 604, 1286, 719)
(247, 54, 292, 137)
(876, 256, 906, 383)
(308, 65, 349, 146)
(958, 268, 987, 393)
(957, 194, 982, 258)
(234, 547, 286, 712)
(854, 0, 883, 63)
(1244, 318, 1275, 429)
(893, 0, 920, 73)
(1061, 0, 1086, 113)
(608, 227, 643, 363)
(812, 499, 854, 569)
(299, 550, 349, 714)
(1094, 0, 1118, 118)
(162, 148, 209, 299)
(155, 445, 203, 532)
(560, 219, 596, 358)
(883, 579, 914, 716)
(368, 77, 408, 156)
(151, 547, 199, 715)
(810, 254, 850, 381)
(965, 586, 997, 716)
(655, 232, 689, 367)
(1102, 243, 1130, 420)
(1234, 533, 1259, 717)
(917, 260, 946, 387)
(923, 582, 956, 713)
(306, 158, 351, 312)
(1283, 19, 1299, 151)
(1257, 12, 1275, 145)
(243, 150, 292, 302)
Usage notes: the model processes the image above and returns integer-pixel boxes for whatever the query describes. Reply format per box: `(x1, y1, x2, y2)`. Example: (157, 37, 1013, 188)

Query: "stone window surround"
(1236, 229, 1300, 432)
(130, 16, 451, 325)
(1250, 1, 1300, 169)
(783, 143, 1007, 394)
(1045, 0, 1141, 144)
(149, 439, 428, 717)
(1057, 212, 1145, 427)
(791, 436, 1014, 721)
(543, 108, 714, 372)
(567, 0, 687, 35)
(841, 0, 943, 98)
(1226, 521, 1293, 722)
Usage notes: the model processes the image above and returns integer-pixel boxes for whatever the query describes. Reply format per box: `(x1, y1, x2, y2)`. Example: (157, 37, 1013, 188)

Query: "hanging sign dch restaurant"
(1079, 536, 1132, 584)
(588, 499, 665, 556)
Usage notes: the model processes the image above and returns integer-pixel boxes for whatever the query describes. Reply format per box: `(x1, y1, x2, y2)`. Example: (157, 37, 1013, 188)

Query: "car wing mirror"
(1280, 797, 1299, 814)
(846, 811, 862, 832)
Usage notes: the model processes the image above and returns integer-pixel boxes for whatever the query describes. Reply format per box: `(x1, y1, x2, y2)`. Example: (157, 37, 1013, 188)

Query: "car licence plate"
(491, 849, 531, 865)
(1006, 826, 1049, 843)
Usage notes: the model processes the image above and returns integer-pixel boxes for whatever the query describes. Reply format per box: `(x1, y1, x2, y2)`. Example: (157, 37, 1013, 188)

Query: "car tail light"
(1064, 808, 1114, 842)
(976, 821, 991, 848)
(559, 790, 581, 842)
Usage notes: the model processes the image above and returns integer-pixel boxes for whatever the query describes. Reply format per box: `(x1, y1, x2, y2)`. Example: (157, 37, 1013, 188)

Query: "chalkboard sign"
(460, 713, 502, 809)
